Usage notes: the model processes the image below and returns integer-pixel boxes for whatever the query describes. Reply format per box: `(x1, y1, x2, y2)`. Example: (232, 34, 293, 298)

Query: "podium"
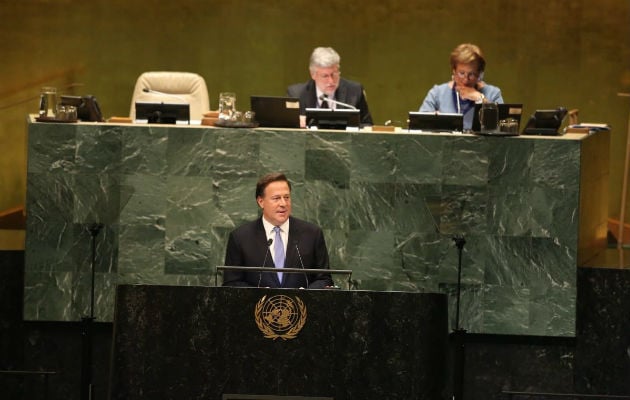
(110, 285, 448, 400)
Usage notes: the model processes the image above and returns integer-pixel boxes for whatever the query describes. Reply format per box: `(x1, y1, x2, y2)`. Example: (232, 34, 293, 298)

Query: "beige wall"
(2, 0, 629, 248)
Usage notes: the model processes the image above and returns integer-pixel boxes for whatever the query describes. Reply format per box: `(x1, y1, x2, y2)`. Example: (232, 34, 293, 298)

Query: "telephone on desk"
(60, 95, 103, 122)
(522, 107, 568, 136)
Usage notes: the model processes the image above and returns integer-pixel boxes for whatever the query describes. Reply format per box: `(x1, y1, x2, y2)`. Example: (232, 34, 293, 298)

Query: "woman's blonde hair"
(450, 43, 486, 73)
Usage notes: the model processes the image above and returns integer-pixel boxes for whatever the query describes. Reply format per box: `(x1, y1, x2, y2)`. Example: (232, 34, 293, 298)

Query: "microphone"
(258, 238, 273, 288)
(318, 95, 357, 110)
(293, 240, 309, 288)
(452, 84, 462, 114)
(142, 88, 188, 103)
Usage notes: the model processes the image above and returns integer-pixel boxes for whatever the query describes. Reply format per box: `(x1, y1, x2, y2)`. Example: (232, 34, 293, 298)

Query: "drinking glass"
(219, 92, 236, 120)
(39, 87, 57, 118)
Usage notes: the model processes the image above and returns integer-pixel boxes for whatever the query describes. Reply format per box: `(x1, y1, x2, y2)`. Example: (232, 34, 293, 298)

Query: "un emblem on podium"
(254, 295, 307, 340)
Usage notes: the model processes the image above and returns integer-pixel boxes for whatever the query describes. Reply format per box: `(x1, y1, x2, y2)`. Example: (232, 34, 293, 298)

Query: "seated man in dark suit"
(287, 46, 373, 128)
(223, 172, 334, 289)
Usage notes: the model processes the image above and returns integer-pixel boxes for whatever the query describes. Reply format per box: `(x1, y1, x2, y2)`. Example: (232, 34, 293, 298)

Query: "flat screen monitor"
(305, 108, 360, 130)
(250, 95, 300, 128)
(471, 103, 524, 133)
(408, 112, 463, 132)
(135, 102, 190, 124)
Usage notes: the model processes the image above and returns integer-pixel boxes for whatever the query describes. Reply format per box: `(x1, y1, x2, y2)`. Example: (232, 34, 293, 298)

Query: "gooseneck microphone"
(455, 89, 461, 114)
(258, 238, 273, 288)
(142, 88, 188, 103)
(294, 240, 309, 288)
(318, 95, 358, 110)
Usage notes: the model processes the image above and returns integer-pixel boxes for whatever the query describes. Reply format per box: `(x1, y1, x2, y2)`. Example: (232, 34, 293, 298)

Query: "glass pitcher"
(479, 102, 499, 132)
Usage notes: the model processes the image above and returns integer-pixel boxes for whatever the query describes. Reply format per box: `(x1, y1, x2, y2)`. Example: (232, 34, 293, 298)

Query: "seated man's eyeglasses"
(317, 71, 340, 80)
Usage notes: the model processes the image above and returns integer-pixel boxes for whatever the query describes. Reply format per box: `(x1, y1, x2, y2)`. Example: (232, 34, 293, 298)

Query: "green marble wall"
(25, 121, 601, 336)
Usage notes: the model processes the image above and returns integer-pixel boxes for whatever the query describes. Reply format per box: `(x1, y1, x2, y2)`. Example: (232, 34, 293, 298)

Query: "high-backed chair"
(129, 71, 210, 121)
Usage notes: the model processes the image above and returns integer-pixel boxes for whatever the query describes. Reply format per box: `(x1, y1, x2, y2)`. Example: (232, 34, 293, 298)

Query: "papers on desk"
(567, 123, 610, 131)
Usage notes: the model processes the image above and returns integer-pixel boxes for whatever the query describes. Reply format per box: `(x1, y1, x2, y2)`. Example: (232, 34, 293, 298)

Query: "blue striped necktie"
(273, 226, 285, 282)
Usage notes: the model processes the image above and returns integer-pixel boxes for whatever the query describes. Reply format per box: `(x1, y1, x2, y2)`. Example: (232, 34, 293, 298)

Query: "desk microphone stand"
(451, 234, 466, 400)
(81, 223, 102, 400)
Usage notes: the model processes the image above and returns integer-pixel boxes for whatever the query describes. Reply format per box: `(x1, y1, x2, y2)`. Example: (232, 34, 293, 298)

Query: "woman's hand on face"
(456, 85, 480, 102)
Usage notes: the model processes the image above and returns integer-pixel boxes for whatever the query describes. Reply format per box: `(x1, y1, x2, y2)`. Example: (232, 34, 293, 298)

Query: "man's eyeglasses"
(317, 71, 340, 80)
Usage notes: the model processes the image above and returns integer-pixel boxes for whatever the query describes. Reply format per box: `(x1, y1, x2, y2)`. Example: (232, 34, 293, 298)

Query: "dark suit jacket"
(223, 216, 333, 289)
(287, 78, 373, 126)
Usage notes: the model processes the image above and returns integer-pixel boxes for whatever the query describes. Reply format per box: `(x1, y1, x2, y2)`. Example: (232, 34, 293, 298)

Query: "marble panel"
(442, 135, 489, 187)
(74, 124, 123, 174)
(26, 123, 79, 174)
(214, 129, 264, 177)
(347, 182, 396, 231)
(393, 133, 444, 184)
(259, 129, 307, 176)
(305, 132, 352, 189)
(165, 126, 216, 176)
(349, 133, 398, 182)
(302, 180, 349, 231)
(121, 125, 168, 175)
(23, 122, 607, 336)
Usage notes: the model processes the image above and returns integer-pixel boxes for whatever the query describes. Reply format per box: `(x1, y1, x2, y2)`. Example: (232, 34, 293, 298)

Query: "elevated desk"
(24, 118, 609, 336)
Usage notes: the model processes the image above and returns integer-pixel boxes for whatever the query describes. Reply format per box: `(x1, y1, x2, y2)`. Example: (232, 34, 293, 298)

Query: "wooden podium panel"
(110, 285, 448, 400)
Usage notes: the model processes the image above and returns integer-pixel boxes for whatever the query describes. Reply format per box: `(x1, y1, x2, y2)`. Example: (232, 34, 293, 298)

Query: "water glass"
(219, 92, 236, 120)
(39, 87, 57, 118)
(56, 105, 77, 121)
(244, 110, 256, 123)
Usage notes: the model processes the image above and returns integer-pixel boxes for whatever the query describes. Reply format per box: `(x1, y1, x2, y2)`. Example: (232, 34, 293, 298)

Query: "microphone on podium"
(258, 238, 273, 288)
(318, 95, 358, 110)
(293, 240, 309, 288)
(142, 88, 188, 103)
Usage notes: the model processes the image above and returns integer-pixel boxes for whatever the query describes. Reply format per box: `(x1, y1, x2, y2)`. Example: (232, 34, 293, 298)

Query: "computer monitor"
(408, 112, 463, 132)
(250, 95, 300, 128)
(135, 102, 190, 124)
(305, 108, 360, 130)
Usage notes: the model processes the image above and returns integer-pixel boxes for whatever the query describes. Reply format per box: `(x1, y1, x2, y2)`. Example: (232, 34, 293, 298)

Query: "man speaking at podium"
(223, 173, 334, 289)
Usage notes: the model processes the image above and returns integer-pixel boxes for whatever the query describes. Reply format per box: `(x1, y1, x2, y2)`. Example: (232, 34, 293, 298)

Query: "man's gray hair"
(309, 47, 341, 73)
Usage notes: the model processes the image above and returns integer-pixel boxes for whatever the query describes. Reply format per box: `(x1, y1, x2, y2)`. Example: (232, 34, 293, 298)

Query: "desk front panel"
(25, 121, 606, 335)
